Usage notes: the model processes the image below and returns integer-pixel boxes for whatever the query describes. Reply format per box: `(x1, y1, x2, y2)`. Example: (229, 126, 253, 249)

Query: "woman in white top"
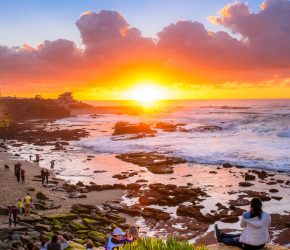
(214, 197, 271, 249)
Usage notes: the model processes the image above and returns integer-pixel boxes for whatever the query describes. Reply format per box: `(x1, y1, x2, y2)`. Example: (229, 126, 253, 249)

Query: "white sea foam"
(70, 99, 290, 172)
(277, 127, 290, 138)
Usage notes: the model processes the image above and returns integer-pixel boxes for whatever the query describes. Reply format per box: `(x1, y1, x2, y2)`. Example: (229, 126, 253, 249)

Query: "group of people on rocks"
(7, 193, 33, 228)
(24, 224, 140, 250)
(14, 162, 25, 184)
(41, 168, 50, 185)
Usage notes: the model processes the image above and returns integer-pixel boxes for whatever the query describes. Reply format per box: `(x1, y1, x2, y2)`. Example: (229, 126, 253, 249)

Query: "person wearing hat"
(105, 228, 133, 250)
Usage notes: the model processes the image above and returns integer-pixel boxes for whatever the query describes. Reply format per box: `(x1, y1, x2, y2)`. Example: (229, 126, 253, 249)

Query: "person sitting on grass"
(127, 224, 141, 241)
(45, 234, 69, 250)
(214, 197, 271, 250)
(105, 228, 133, 250)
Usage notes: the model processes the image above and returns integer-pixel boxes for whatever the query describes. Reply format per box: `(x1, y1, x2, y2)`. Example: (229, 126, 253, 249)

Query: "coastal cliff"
(0, 98, 70, 120)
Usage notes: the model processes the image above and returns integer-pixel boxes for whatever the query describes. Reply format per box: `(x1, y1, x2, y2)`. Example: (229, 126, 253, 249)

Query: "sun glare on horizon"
(128, 84, 164, 102)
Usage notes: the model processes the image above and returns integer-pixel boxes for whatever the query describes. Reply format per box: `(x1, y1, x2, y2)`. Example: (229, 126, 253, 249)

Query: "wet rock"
(239, 182, 254, 187)
(252, 170, 268, 179)
(147, 165, 174, 174)
(126, 183, 142, 190)
(76, 181, 85, 187)
(88, 231, 107, 244)
(220, 216, 240, 223)
(245, 173, 255, 181)
(69, 193, 87, 198)
(177, 205, 216, 224)
(235, 165, 245, 168)
(112, 174, 128, 180)
(166, 184, 177, 190)
(21, 235, 33, 243)
(266, 181, 277, 185)
(228, 198, 250, 206)
(223, 163, 233, 168)
(156, 212, 171, 220)
(42, 213, 78, 221)
(69, 222, 88, 232)
(136, 179, 148, 183)
(113, 183, 126, 189)
(269, 189, 279, 193)
(0, 206, 9, 215)
(17, 214, 43, 223)
(113, 122, 157, 135)
(272, 196, 283, 201)
(0, 228, 13, 241)
(36, 192, 49, 200)
(34, 224, 51, 232)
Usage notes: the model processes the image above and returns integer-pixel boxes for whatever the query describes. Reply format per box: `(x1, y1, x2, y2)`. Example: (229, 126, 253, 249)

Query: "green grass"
(120, 237, 208, 250)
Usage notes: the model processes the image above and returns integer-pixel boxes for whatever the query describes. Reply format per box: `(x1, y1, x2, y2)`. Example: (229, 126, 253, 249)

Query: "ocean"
(10, 99, 290, 185)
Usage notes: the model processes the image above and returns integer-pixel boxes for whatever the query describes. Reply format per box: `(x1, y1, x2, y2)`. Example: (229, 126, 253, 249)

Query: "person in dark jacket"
(21, 169, 25, 183)
(8, 205, 17, 227)
(45, 169, 50, 184)
(41, 169, 45, 185)
(44, 235, 69, 250)
(15, 168, 21, 184)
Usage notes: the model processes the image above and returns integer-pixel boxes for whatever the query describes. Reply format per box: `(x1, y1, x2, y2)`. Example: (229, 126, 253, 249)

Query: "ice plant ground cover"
(120, 237, 208, 250)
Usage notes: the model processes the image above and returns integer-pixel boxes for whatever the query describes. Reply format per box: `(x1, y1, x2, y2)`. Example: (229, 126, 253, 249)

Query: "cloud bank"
(1, 0, 290, 94)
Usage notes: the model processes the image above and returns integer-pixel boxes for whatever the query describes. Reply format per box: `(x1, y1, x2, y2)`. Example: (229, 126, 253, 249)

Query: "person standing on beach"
(8, 205, 17, 227)
(18, 199, 23, 214)
(21, 169, 25, 183)
(45, 169, 50, 184)
(24, 193, 32, 216)
(41, 168, 46, 185)
(29, 155, 33, 161)
(3, 137, 6, 144)
(50, 160, 55, 171)
(15, 168, 21, 184)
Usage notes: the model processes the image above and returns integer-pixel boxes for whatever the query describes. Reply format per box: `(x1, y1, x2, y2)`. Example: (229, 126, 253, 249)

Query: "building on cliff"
(54, 92, 143, 115)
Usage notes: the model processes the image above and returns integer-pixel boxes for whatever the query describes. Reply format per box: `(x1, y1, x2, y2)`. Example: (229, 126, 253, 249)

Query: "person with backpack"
(45, 169, 50, 184)
(8, 205, 17, 227)
(44, 234, 69, 250)
(214, 197, 271, 249)
(15, 168, 21, 184)
(41, 168, 46, 185)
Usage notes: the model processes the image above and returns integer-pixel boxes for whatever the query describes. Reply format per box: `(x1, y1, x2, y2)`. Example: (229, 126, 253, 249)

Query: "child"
(21, 169, 25, 183)
(105, 228, 133, 250)
(87, 242, 94, 250)
(18, 199, 23, 214)
(40, 240, 47, 250)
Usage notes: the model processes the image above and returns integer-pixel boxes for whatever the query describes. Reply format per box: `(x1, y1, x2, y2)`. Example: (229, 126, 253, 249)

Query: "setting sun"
(128, 85, 164, 101)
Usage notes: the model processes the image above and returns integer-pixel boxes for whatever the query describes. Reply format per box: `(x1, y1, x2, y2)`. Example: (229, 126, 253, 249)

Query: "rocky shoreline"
(1, 118, 290, 248)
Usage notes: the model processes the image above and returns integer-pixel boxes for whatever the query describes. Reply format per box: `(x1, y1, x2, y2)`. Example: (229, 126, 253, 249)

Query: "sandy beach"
(0, 150, 125, 224)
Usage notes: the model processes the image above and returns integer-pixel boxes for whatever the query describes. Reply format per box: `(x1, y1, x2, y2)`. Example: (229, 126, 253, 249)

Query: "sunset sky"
(1, 0, 290, 100)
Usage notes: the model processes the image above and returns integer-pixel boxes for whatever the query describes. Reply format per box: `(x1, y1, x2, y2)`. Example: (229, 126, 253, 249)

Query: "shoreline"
(0, 112, 290, 247)
(0, 151, 125, 225)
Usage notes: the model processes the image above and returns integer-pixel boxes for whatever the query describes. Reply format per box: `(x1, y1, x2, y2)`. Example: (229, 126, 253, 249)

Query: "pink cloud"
(0, 1, 290, 94)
